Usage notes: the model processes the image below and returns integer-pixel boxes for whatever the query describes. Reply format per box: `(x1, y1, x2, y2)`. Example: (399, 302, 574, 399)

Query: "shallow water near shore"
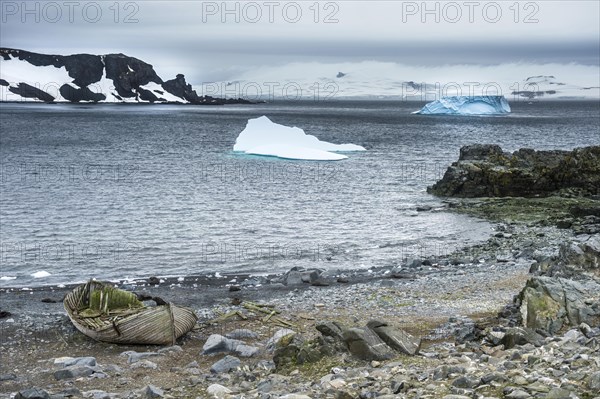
(1, 100, 598, 288)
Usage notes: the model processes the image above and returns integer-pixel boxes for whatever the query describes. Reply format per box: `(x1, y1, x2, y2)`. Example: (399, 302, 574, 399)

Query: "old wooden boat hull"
(64, 280, 197, 345)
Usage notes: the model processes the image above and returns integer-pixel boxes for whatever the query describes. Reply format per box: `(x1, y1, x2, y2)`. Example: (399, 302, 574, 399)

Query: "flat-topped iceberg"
(413, 96, 511, 115)
(233, 116, 366, 161)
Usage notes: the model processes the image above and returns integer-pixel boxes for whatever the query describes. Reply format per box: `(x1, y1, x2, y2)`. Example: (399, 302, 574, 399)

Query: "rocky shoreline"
(1, 145, 599, 399)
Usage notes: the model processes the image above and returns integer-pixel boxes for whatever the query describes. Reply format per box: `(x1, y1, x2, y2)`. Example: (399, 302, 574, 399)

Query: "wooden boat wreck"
(64, 280, 198, 345)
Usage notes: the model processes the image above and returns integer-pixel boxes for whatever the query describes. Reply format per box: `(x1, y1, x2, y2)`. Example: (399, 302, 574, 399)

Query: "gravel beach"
(4, 210, 599, 399)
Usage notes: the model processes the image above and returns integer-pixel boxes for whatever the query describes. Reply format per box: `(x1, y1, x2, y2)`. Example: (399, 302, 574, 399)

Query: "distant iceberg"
(233, 116, 366, 161)
(413, 96, 511, 115)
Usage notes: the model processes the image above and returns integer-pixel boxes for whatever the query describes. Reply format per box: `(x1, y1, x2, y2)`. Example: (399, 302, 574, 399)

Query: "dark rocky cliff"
(0, 48, 250, 105)
(428, 144, 600, 198)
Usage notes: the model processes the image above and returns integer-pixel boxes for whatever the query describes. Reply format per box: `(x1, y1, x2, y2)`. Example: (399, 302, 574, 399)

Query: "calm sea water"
(1, 100, 598, 287)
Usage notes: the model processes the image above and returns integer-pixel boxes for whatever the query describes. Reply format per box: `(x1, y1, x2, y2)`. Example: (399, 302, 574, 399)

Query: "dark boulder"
(342, 327, 396, 361)
(502, 327, 544, 349)
(210, 355, 241, 374)
(316, 320, 345, 342)
(53, 365, 95, 380)
(14, 388, 50, 399)
(316, 320, 348, 353)
(0, 79, 9, 86)
(273, 343, 300, 368)
(367, 320, 421, 355)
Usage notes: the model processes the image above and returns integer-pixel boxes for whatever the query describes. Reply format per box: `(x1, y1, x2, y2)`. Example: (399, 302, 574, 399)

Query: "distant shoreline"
(0, 100, 261, 106)
(1, 97, 599, 105)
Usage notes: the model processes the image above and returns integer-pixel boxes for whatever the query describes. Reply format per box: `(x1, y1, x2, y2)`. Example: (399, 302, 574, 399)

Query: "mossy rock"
(273, 344, 299, 368)
(296, 339, 324, 364)
(520, 287, 564, 333)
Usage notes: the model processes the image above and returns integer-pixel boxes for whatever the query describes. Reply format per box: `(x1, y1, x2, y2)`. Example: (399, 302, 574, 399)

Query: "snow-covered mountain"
(202, 61, 600, 101)
(1, 49, 598, 103)
(0, 48, 249, 104)
(510, 75, 600, 99)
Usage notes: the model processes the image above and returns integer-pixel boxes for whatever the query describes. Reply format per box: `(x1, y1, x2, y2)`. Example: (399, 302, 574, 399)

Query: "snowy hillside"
(1, 49, 598, 103)
(200, 61, 600, 101)
(0, 48, 249, 104)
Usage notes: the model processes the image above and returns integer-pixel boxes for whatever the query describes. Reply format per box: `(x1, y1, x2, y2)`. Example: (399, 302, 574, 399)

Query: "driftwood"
(242, 301, 281, 315)
(206, 301, 296, 329)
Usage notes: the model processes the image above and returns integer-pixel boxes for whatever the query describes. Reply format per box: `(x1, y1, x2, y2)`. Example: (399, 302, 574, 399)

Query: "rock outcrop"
(103, 53, 162, 98)
(272, 319, 420, 368)
(516, 235, 600, 336)
(59, 84, 106, 102)
(367, 320, 421, 355)
(531, 237, 600, 279)
(428, 144, 600, 198)
(342, 327, 396, 361)
(517, 276, 600, 334)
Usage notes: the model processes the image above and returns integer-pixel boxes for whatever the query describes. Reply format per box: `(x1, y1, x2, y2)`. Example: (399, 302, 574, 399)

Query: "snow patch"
(0, 276, 17, 281)
(233, 116, 365, 161)
(142, 82, 184, 102)
(0, 57, 71, 102)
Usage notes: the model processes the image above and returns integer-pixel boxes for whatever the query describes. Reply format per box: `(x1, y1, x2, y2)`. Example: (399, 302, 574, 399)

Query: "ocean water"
(1, 100, 598, 288)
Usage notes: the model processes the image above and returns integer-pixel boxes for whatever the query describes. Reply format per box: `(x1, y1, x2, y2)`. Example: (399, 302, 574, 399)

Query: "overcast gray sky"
(1, 0, 598, 82)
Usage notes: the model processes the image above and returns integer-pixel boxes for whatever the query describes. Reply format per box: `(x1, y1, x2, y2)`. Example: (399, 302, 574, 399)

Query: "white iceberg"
(413, 96, 511, 115)
(31, 270, 51, 278)
(233, 116, 366, 161)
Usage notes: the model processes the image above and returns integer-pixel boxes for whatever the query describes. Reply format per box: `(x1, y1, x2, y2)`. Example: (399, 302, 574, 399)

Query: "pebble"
(0, 373, 17, 381)
(210, 355, 241, 374)
(206, 383, 232, 398)
(14, 388, 50, 399)
(143, 384, 164, 398)
(157, 345, 183, 354)
(53, 366, 96, 380)
(129, 360, 158, 370)
(121, 351, 161, 364)
(226, 329, 259, 339)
